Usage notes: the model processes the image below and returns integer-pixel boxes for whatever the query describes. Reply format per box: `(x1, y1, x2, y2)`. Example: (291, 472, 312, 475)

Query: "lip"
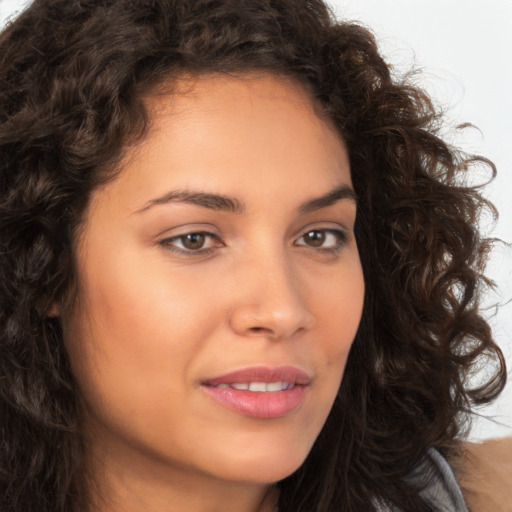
(201, 365, 311, 419)
(203, 365, 311, 386)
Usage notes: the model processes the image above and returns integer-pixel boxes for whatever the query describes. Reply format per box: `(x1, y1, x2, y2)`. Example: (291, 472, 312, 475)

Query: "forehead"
(147, 72, 330, 123)
(143, 74, 346, 169)
(143, 73, 339, 144)
(86, 73, 351, 219)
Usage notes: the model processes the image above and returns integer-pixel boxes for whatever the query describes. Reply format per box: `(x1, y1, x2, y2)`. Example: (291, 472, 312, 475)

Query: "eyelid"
(154, 222, 219, 239)
(293, 222, 350, 240)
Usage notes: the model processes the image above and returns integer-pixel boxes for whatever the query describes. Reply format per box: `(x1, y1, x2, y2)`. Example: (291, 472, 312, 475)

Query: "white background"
(1, 0, 510, 441)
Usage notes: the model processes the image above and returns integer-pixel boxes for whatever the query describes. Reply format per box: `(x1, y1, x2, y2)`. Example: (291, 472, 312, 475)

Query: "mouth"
(212, 381, 296, 391)
(201, 366, 310, 419)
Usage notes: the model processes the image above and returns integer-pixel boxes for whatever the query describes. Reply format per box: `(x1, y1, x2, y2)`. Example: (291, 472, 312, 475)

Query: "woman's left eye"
(159, 232, 221, 254)
(295, 228, 347, 252)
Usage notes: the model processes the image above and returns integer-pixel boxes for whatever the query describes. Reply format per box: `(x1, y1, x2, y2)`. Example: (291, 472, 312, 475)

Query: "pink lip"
(201, 365, 310, 419)
(203, 365, 311, 386)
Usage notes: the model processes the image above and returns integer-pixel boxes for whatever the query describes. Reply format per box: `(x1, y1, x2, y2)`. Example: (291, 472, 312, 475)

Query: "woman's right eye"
(158, 232, 221, 255)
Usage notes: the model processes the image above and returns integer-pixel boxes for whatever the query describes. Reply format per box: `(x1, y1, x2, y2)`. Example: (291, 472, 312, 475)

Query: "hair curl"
(0, 1, 506, 511)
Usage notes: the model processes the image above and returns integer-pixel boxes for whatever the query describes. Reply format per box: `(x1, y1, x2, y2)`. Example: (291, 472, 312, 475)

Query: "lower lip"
(202, 385, 307, 419)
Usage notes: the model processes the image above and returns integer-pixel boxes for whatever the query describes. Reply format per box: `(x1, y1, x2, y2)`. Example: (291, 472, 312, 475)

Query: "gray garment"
(411, 448, 470, 512)
(376, 448, 470, 511)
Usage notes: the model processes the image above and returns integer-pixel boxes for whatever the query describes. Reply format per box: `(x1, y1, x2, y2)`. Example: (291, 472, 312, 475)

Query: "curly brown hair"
(0, 0, 506, 511)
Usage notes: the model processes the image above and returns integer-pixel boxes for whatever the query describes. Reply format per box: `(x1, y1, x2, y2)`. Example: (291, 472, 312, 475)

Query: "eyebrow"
(137, 189, 245, 214)
(298, 184, 357, 213)
(137, 183, 356, 215)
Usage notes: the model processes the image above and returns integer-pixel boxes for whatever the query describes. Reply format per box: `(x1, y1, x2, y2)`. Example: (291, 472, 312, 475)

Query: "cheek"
(71, 249, 215, 348)
(61, 254, 217, 418)
(315, 255, 365, 349)
(330, 268, 364, 369)
(305, 258, 365, 410)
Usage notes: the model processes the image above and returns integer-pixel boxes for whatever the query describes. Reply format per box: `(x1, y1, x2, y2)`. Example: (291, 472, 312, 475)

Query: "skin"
(61, 73, 365, 512)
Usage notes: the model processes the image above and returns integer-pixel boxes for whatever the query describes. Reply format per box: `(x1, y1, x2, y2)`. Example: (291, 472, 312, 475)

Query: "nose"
(228, 253, 314, 341)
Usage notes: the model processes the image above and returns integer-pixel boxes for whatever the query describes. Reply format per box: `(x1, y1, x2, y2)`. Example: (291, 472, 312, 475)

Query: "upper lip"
(202, 365, 311, 386)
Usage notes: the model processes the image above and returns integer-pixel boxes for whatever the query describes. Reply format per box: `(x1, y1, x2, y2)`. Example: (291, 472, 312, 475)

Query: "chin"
(204, 439, 312, 485)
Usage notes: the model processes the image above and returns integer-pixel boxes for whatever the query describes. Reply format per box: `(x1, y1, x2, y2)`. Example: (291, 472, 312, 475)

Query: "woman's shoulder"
(402, 438, 512, 512)
(450, 437, 512, 512)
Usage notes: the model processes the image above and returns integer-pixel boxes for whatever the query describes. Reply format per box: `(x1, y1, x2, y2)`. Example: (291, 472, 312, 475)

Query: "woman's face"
(62, 74, 364, 488)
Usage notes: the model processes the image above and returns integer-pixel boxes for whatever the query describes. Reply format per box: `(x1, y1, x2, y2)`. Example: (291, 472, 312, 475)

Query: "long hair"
(0, 1, 506, 510)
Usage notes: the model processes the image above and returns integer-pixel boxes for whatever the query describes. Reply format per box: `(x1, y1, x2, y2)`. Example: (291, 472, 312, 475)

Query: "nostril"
(248, 326, 272, 336)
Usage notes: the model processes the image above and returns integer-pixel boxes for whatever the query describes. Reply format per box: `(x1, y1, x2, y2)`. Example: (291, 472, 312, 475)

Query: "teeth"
(266, 381, 284, 392)
(215, 381, 294, 392)
(248, 382, 267, 392)
(231, 383, 249, 390)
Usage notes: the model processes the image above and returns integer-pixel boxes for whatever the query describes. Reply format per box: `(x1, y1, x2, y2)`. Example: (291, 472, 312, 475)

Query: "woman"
(0, 1, 506, 511)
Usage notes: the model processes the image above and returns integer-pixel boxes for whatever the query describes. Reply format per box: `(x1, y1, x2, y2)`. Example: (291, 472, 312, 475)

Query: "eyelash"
(158, 228, 348, 256)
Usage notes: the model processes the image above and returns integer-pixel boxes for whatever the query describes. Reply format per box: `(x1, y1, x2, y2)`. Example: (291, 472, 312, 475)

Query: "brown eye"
(303, 230, 325, 247)
(181, 233, 206, 250)
(295, 228, 348, 253)
(160, 231, 220, 254)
